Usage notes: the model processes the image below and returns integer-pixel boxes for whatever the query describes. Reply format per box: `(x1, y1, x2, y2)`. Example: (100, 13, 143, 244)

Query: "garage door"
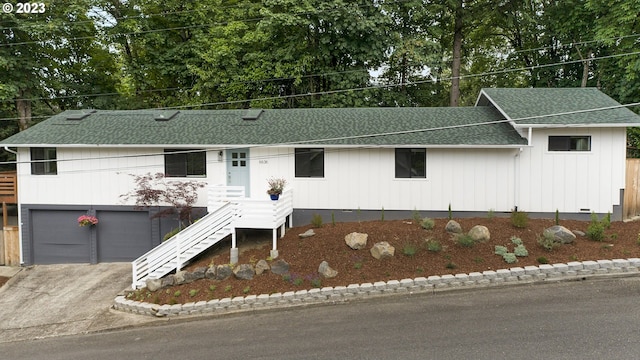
(32, 210, 90, 264)
(96, 210, 153, 262)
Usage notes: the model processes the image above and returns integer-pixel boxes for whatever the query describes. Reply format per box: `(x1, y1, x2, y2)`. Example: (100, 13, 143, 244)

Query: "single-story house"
(1, 87, 639, 267)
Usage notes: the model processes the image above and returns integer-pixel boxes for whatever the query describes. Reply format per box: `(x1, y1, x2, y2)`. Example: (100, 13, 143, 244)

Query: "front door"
(226, 148, 250, 197)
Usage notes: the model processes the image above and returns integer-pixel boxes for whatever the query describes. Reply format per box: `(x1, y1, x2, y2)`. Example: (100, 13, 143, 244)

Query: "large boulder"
(255, 259, 270, 275)
(146, 278, 162, 292)
(215, 264, 233, 280)
(318, 261, 338, 278)
(205, 266, 216, 279)
(345, 232, 368, 250)
(233, 264, 255, 280)
(543, 225, 576, 244)
(370, 241, 395, 260)
(468, 225, 490, 242)
(445, 220, 463, 234)
(270, 259, 290, 275)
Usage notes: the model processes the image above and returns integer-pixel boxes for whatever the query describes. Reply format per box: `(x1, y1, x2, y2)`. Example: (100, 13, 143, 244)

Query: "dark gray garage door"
(96, 210, 153, 262)
(32, 210, 91, 264)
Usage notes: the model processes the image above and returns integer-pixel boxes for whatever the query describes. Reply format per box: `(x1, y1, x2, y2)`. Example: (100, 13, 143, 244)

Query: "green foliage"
(487, 209, 495, 220)
(173, 290, 181, 297)
(510, 236, 523, 246)
(537, 256, 549, 264)
(537, 233, 560, 251)
(331, 212, 336, 227)
(224, 285, 232, 292)
(586, 213, 606, 241)
(189, 289, 199, 297)
(555, 209, 560, 225)
(402, 243, 417, 257)
(511, 210, 529, 228)
(448, 203, 453, 220)
(381, 207, 385, 221)
(502, 253, 518, 264)
(494, 245, 508, 256)
(208, 285, 216, 292)
(426, 239, 442, 252)
(603, 212, 611, 229)
(445, 262, 457, 269)
(353, 262, 363, 270)
(310, 214, 323, 228)
(412, 209, 422, 224)
(310, 277, 322, 288)
(163, 227, 181, 242)
(421, 217, 435, 230)
(243, 286, 251, 294)
(514, 244, 529, 257)
(456, 234, 475, 247)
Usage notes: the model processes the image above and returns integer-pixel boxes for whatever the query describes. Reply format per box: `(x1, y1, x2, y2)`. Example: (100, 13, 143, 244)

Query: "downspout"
(514, 127, 532, 212)
(3, 146, 17, 155)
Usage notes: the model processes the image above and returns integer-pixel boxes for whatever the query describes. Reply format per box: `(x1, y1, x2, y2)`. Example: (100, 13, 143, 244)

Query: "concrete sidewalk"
(0, 263, 157, 343)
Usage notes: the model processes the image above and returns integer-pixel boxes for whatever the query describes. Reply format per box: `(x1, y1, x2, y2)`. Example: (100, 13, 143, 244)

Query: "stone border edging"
(113, 258, 640, 317)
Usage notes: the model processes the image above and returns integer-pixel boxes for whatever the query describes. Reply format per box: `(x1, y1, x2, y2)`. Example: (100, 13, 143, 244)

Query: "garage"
(27, 207, 156, 265)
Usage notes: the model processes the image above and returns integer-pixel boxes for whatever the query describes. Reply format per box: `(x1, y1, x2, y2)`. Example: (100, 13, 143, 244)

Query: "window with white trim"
(548, 136, 591, 151)
(164, 149, 206, 177)
(395, 148, 426, 178)
(31, 147, 57, 175)
(295, 148, 324, 178)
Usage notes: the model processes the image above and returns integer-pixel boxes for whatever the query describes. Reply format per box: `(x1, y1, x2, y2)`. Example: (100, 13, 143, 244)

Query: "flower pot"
(270, 194, 280, 200)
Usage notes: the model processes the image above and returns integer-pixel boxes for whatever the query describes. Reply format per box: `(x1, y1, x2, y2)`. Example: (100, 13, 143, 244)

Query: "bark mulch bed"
(129, 215, 640, 305)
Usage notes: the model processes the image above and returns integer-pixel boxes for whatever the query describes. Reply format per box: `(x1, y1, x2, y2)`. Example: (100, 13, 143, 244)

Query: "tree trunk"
(16, 89, 31, 131)
(450, 0, 463, 107)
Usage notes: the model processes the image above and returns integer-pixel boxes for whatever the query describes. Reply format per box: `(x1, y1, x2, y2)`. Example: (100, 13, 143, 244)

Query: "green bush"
(426, 239, 442, 252)
(456, 234, 475, 247)
(510, 236, 523, 245)
(514, 244, 529, 257)
(402, 243, 417, 257)
(310, 213, 323, 228)
(536, 256, 549, 264)
(586, 213, 605, 241)
(163, 227, 181, 242)
(537, 232, 560, 251)
(421, 217, 435, 230)
(502, 253, 517, 264)
(494, 245, 508, 256)
(511, 210, 529, 228)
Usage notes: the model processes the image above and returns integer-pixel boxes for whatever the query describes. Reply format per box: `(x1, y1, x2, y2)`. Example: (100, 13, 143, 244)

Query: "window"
(548, 136, 591, 151)
(295, 148, 324, 178)
(164, 149, 206, 177)
(395, 148, 426, 178)
(31, 148, 57, 175)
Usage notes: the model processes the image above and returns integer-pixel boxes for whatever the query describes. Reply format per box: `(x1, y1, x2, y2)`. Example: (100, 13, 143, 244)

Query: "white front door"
(226, 148, 250, 197)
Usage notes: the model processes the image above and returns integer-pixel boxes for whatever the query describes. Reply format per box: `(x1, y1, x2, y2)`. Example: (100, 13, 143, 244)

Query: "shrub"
(426, 239, 442, 252)
(189, 289, 199, 297)
(603, 212, 611, 229)
(173, 290, 181, 297)
(448, 203, 452, 220)
(502, 253, 517, 264)
(510, 236, 523, 245)
(555, 209, 560, 225)
(511, 210, 529, 228)
(445, 262, 457, 269)
(487, 209, 495, 220)
(537, 232, 560, 251)
(412, 208, 422, 224)
(402, 243, 417, 257)
(456, 234, 475, 247)
(586, 213, 605, 241)
(421, 217, 435, 230)
(163, 227, 181, 242)
(494, 245, 509, 256)
(536, 256, 549, 264)
(311, 213, 323, 228)
(514, 244, 529, 257)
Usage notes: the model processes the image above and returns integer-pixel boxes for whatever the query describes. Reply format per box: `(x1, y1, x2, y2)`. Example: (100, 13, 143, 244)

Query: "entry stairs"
(131, 185, 293, 289)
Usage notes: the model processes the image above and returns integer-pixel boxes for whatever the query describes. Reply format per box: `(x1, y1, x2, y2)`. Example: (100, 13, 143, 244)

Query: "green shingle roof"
(479, 88, 640, 126)
(0, 106, 527, 147)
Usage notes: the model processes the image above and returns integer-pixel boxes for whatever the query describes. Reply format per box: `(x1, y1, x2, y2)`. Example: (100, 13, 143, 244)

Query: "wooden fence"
(624, 159, 640, 220)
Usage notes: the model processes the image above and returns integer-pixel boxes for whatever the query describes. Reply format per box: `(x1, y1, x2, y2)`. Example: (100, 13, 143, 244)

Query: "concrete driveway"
(0, 263, 156, 343)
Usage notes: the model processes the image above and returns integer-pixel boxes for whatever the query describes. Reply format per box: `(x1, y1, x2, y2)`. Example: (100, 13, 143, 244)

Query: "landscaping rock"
(299, 229, 316, 239)
(445, 220, 463, 234)
(270, 259, 290, 275)
(205, 266, 216, 279)
(468, 225, 490, 242)
(174, 270, 187, 285)
(233, 264, 255, 280)
(573, 230, 585, 237)
(544, 225, 576, 244)
(255, 259, 270, 275)
(345, 232, 368, 250)
(146, 278, 162, 292)
(215, 264, 233, 280)
(192, 267, 207, 280)
(318, 261, 338, 278)
(161, 275, 175, 287)
(370, 241, 395, 259)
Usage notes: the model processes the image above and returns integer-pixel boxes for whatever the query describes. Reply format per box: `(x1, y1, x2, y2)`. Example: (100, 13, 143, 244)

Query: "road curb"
(113, 257, 640, 317)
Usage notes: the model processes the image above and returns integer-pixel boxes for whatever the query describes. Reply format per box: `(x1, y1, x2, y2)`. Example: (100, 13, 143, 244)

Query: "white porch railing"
(131, 202, 234, 289)
(132, 185, 294, 289)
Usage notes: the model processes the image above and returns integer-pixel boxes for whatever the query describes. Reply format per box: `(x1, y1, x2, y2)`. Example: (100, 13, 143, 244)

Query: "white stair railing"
(131, 202, 234, 289)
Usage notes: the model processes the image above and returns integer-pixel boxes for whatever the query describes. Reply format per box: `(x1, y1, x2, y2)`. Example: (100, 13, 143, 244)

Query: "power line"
(1, 102, 638, 171)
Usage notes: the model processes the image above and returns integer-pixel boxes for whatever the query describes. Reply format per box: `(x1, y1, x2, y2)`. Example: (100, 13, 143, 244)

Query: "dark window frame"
(548, 136, 591, 152)
(295, 148, 324, 178)
(164, 149, 206, 177)
(395, 148, 426, 179)
(30, 147, 57, 175)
